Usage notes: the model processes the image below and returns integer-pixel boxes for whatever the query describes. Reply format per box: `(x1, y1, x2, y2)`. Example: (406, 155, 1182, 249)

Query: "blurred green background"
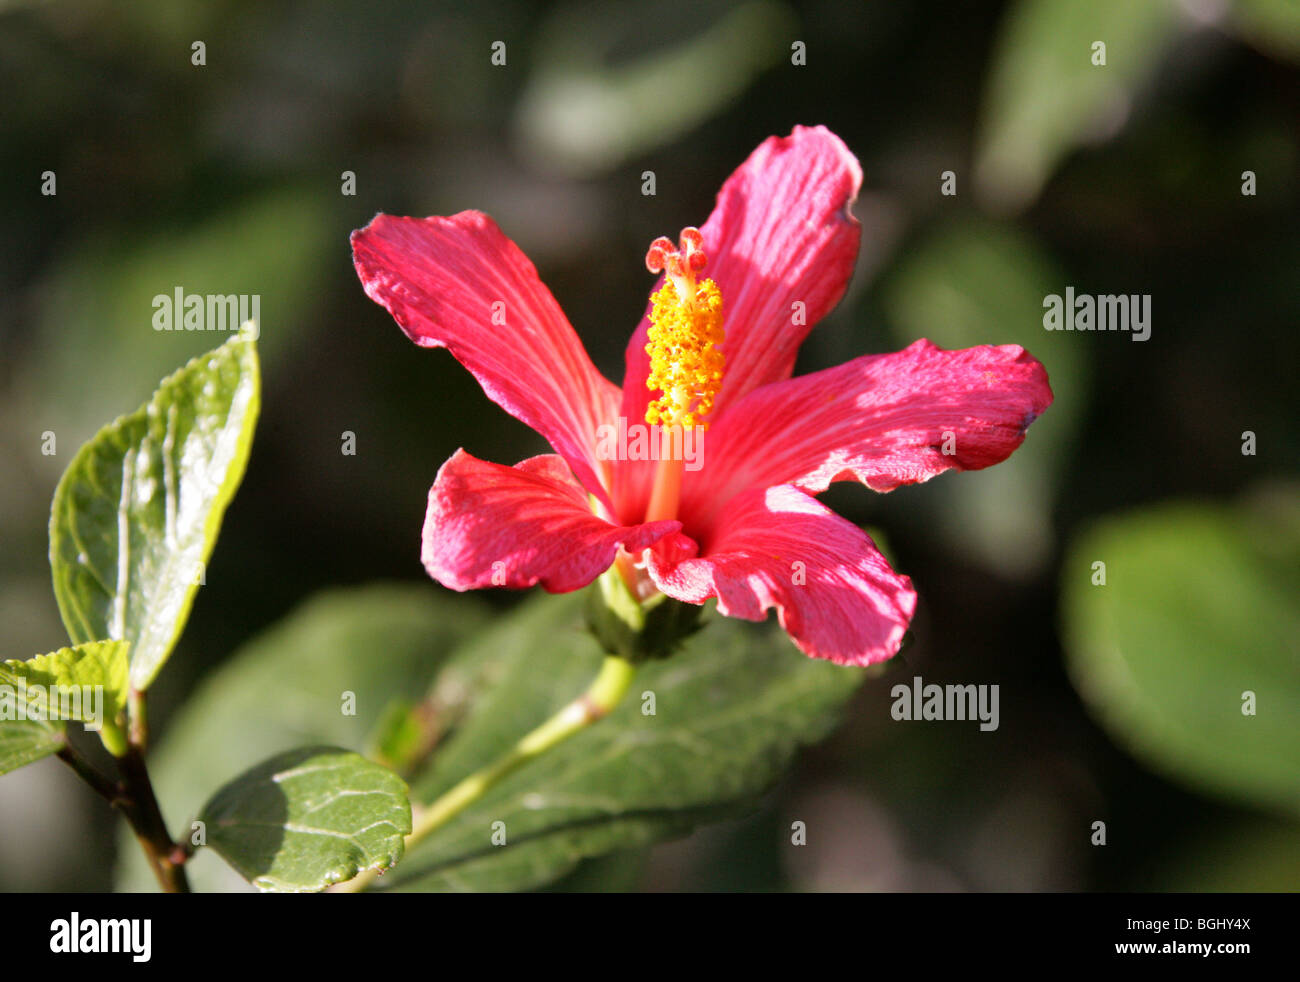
(2, 0, 1297, 891)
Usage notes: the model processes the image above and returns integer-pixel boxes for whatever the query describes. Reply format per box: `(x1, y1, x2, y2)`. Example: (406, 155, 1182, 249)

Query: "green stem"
(337, 654, 637, 893)
(127, 687, 149, 752)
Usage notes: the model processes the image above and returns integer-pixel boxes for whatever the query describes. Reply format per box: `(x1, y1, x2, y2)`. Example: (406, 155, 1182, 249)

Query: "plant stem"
(57, 695, 191, 893)
(336, 653, 638, 893)
(118, 745, 191, 893)
(56, 744, 121, 804)
(127, 687, 149, 751)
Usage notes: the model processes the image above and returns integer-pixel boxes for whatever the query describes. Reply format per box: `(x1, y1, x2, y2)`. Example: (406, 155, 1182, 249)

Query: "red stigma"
(645, 229, 708, 281)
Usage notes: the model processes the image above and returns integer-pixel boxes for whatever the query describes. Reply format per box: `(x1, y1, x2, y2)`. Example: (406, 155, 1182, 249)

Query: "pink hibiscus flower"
(351, 125, 1052, 666)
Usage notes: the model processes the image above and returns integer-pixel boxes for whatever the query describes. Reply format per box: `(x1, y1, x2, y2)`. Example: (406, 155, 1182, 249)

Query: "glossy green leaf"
(0, 641, 130, 756)
(1063, 497, 1300, 817)
(49, 334, 260, 691)
(384, 592, 865, 892)
(114, 583, 489, 892)
(975, 0, 1183, 210)
(198, 747, 411, 892)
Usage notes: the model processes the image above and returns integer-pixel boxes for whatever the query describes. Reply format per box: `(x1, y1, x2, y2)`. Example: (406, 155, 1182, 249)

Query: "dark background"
(1, 0, 1297, 891)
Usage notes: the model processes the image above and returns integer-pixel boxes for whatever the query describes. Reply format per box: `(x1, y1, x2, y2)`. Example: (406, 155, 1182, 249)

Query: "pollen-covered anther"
(642, 227, 724, 431)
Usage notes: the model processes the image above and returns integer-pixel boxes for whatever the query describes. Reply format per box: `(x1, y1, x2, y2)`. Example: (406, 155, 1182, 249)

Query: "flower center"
(643, 227, 724, 430)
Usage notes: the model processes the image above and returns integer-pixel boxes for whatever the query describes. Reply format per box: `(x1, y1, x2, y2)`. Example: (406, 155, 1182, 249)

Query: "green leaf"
(1063, 497, 1300, 817)
(883, 217, 1087, 574)
(368, 699, 428, 775)
(114, 583, 489, 892)
(385, 592, 864, 892)
(120, 583, 865, 892)
(0, 641, 130, 756)
(515, 1, 797, 176)
(541, 848, 651, 893)
(197, 747, 411, 893)
(1231, 0, 1300, 64)
(49, 333, 260, 691)
(974, 0, 1183, 210)
(0, 715, 64, 776)
(27, 188, 332, 447)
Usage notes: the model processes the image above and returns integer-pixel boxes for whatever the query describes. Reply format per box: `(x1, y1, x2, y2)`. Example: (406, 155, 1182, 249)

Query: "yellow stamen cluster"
(643, 228, 725, 430)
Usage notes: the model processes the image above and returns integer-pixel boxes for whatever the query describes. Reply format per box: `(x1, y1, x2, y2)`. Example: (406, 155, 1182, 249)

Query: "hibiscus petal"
(423, 449, 680, 594)
(353, 211, 621, 507)
(614, 125, 863, 521)
(620, 124, 862, 414)
(646, 485, 916, 666)
(680, 340, 1053, 526)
